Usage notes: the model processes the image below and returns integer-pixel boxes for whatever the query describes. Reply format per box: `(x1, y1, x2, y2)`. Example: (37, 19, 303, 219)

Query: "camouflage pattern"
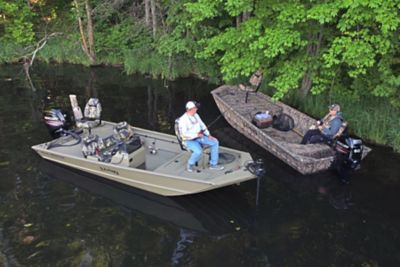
(211, 85, 371, 175)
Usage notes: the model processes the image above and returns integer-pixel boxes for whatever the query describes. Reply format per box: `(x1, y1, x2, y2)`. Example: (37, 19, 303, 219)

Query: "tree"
(0, 0, 35, 45)
(182, 0, 400, 105)
(73, 0, 96, 64)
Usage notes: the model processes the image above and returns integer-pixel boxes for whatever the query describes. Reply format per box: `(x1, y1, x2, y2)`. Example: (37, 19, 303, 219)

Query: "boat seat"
(174, 119, 210, 169)
(69, 96, 103, 134)
(238, 70, 263, 103)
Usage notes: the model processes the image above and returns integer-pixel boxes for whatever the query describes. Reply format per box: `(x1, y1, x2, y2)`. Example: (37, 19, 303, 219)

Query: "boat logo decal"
(99, 166, 119, 175)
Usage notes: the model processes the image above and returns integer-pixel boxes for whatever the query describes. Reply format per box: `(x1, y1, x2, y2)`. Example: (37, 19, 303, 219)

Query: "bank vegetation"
(1, 0, 399, 150)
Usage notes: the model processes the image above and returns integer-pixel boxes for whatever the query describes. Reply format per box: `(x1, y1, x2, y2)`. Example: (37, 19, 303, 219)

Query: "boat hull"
(32, 122, 256, 196)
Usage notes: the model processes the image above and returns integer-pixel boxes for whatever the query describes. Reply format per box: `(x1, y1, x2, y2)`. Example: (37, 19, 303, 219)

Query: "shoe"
(186, 165, 194, 172)
(209, 164, 224, 170)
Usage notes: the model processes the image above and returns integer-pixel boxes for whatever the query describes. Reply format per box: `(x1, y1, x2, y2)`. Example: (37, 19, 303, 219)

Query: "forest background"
(1, 0, 399, 151)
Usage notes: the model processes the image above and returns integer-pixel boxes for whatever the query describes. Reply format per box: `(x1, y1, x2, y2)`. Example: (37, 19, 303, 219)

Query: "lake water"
(1, 64, 399, 266)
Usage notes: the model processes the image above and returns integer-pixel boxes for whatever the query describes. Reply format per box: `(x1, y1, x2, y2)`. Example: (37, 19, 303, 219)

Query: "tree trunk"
(300, 29, 323, 97)
(73, 0, 96, 65)
(236, 15, 241, 28)
(74, 0, 90, 56)
(236, 12, 251, 28)
(242, 11, 250, 21)
(150, 0, 157, 37)
(85, 0, 96, 64)
(144, 0, 150, 27)
(300, 70, 312, 97)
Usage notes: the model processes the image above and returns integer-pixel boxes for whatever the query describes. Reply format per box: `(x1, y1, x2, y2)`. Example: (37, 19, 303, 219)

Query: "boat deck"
(213, 86, 335, 158)
(45, 121, 244, 181)
(215, 87, 303, 143)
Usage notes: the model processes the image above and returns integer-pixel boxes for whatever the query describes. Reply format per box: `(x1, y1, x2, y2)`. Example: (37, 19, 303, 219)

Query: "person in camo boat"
(178, 101, 224, 172)
(301, 104, 344, 145)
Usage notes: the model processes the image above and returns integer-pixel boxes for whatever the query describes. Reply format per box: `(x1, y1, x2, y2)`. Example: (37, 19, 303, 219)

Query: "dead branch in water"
(23, 32, 63, 91)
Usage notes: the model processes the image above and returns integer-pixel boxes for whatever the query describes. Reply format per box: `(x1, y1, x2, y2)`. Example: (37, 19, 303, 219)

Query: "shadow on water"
(213, 125, 399, 214)
(39, 160, 257, 236)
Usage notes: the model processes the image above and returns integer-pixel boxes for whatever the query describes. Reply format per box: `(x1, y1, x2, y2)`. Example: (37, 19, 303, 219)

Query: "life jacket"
(321, 113, 348, 139)
(84, 98, 102, 120)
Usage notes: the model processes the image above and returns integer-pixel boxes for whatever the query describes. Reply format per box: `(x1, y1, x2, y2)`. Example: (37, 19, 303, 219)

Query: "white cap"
(185, 101, 197, 110)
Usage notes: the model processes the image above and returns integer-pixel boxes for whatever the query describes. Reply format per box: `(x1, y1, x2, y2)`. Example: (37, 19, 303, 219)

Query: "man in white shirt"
(178, 101, 224, 172)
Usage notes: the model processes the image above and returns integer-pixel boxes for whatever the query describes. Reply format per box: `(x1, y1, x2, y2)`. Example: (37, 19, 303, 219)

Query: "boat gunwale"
(32, 144, 216, 186)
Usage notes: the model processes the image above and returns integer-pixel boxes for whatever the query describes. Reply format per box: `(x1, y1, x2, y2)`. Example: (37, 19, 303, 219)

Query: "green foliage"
(0, 41, 23, 63)
(39, 34, 90, 65)
(0, 0, 35, 44)
(1, 0, 400, 150)
(269, 57, 305, 100)
(184, 0, 400, 106)
(284, 91, 400, 152)
(96, 19, 153, 63)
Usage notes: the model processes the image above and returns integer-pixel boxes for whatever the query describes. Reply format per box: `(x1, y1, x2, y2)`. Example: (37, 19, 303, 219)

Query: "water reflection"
(1, 63, 400, 266)
(39, 160, 255, 235)
(171, 229, 196, 266)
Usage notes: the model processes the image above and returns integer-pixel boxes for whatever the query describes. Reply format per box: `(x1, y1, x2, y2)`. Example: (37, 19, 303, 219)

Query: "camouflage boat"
(211, 85, 371, 175)
(32, 120, 258, 196)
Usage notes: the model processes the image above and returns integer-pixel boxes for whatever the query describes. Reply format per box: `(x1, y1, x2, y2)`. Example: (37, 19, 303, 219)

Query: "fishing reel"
(246, 159, 266, 177)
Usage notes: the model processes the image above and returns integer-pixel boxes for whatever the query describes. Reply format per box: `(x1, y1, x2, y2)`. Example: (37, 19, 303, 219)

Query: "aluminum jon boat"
(32, 120, 259, 196)
(211, 85, 371, 175)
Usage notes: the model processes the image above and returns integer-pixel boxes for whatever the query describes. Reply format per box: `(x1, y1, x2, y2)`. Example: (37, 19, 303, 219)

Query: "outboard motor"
(335, 137, 363, 170)
(43, 109, 72, 138)
(333, 137, 363, 183)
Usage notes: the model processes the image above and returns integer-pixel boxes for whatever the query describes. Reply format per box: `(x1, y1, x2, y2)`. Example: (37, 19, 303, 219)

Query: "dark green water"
(1, 64, 399, 266)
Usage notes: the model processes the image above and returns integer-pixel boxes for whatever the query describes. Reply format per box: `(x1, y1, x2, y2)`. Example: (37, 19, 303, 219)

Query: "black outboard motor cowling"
(335, 137, 363, 170)
(43, 109, 73, 138)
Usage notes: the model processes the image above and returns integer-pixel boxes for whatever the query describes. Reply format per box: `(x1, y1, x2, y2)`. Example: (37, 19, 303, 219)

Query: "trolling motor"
(246, 159, 266, 177)
(246, 159, 266, 206)
(333, 137, 364, 184)
(43, 109, 73, 138)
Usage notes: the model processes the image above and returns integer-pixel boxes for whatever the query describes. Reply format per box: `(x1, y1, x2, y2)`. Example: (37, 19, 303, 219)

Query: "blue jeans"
(184, 136, 219, 167)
